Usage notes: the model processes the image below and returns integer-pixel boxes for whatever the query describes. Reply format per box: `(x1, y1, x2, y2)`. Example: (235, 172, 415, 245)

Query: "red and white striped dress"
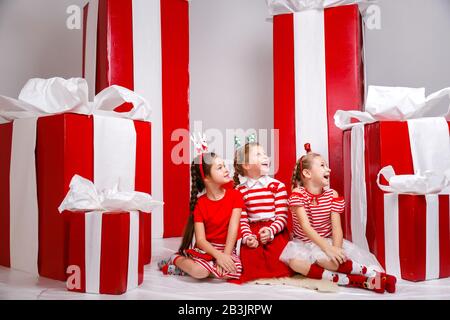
(236, 176, 294, 282)
(238, 176, 289, 240)
(289, 187, 345, 242)
(280, 187, 382, 270)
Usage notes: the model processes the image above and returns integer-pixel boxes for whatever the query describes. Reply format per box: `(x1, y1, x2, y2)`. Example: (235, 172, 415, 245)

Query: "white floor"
(1, 237, 449, 300)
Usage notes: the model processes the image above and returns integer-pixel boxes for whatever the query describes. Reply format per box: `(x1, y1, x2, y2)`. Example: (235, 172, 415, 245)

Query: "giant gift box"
(271, 0, 365, 200)
(83, 0, 190, 237)
(0, 78, 152, 281)
(336, 86, 450, 281)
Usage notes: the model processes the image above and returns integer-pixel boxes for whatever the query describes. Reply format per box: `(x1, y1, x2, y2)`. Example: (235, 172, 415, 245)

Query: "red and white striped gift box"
(382, 193, 450, 281)
(0, 113, 151, 281)
(66, 211, 144, 295)
(273, 4, 365, 195)
(342, 119, 450, 281)
(83, 0, 190, 238)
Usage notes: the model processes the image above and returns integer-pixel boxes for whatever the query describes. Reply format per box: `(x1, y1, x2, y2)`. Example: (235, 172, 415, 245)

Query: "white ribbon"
(377, 166, 450, 195)
(350, 124, 370, 251)
(84, 210, 140, 294)
(9, 118, 39, 275)
(266, 0, 372, 15)
(377, 118, 449, 280)
(0, 77, 152, 124)
(293, 8, 329, 163)
(334, 86, 450, 130)
(58, 175, 163, 214)
(60, 175, 162, 294)
(408, 118, 450, 179)
(383, 193, 441, 280)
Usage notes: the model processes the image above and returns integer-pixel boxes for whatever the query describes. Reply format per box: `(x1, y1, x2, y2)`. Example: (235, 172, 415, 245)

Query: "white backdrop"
(0, 0, 449, 238)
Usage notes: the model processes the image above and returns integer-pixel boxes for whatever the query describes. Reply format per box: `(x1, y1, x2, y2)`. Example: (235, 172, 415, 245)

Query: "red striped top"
(237, 176, 288, 241)
(288, 187, 345, 243)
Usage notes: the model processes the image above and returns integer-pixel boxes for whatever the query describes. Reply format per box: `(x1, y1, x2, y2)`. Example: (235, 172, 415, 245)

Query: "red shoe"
(347, 274, 385, 294)
(378, 272, 397, 293)
(367, 275, 386, 294)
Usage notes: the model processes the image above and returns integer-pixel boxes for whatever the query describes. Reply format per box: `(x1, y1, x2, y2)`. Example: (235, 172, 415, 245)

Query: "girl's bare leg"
(175, 256, 210, 279)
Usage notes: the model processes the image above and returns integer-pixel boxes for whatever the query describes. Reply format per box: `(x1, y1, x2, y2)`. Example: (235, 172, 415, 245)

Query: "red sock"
(347, 274, 385, 294)
(308, 263, 386, 293)
(336, 260, 354, 274)
(306, 263, 326, 280)
(306, 263, 348, 285)
(337, 260, 378, 277)
(379, 273, 397, 293)
(172, 254, 182, 266)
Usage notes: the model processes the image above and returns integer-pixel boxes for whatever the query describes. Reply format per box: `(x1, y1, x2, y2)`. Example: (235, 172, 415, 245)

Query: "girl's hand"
(216, 253, 237, 274)
(324, 246, 346, 265)
(258, 227, 272, 244)
(216, 265, 224, 277)
(246, 235, 259, 248)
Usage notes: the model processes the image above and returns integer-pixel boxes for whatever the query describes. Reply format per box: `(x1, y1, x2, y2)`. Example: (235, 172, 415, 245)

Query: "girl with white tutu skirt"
(280, 144, 397, 294)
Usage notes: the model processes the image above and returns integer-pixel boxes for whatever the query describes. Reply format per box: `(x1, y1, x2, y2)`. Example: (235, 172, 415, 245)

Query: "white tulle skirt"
(279, 238, 384, 272)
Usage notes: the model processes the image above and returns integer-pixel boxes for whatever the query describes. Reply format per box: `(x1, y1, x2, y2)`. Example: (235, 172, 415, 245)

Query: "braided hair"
(178, 152, 217, 254)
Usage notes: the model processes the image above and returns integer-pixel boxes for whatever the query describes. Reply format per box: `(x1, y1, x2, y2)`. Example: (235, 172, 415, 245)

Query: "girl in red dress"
(233, 141, 294, 283)
(159, 152, 243, 280)
(280, 144, 397, 293)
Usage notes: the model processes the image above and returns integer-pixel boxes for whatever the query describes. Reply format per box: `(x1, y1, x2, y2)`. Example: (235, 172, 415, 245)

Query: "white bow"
(58, 175, 164, 214)
(334, 86, 450, 130)
(377, 166, 450, 195)
(266, 0, 372, 15)
(0, 77, 152, 124)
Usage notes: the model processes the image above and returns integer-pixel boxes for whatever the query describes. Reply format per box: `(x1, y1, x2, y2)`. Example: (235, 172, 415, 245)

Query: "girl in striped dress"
(233, 142, 294, 283)
(159, 152, 243, 280)
(280, 144, 397, 293)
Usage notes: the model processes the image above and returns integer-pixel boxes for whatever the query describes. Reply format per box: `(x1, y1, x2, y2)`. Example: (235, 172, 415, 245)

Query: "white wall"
(364, 0, 450, 115)
(1, 0, 449, 114)
(189, 0, 450, 133)
(0, 0, 84, 97)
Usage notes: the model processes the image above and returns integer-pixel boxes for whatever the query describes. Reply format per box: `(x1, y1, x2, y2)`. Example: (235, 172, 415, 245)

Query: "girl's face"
(244, 145, 270, 178)
(205, 156, 232, 185)
(304, 156, 331, 188)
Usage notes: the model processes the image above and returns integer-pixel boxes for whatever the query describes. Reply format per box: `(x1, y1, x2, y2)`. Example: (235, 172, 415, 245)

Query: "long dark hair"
(178, 152, 217, 254)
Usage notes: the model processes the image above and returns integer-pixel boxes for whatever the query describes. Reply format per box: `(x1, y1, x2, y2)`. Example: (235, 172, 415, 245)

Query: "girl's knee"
(317, 259, 339, 271)
(288, 259, 310, 275)
(190, 266, 210, 279)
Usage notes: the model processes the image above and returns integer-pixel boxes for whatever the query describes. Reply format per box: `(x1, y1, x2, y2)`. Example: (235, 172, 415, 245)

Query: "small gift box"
(376, 166, 450, 281)
(60, 175, 163, 295)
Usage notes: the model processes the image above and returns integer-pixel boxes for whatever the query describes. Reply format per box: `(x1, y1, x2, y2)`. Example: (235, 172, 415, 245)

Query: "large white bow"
(266, 0, 372, 15)
(0, 77, 151, 124)
(58, 175, 164, 214)
(377, 166, 450, 195)
(334, 86, 450, 130)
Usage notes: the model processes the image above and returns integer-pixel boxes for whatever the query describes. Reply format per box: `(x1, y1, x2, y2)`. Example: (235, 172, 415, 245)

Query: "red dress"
(234, 176, 294, 283)
(190, 189, 244, 280)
